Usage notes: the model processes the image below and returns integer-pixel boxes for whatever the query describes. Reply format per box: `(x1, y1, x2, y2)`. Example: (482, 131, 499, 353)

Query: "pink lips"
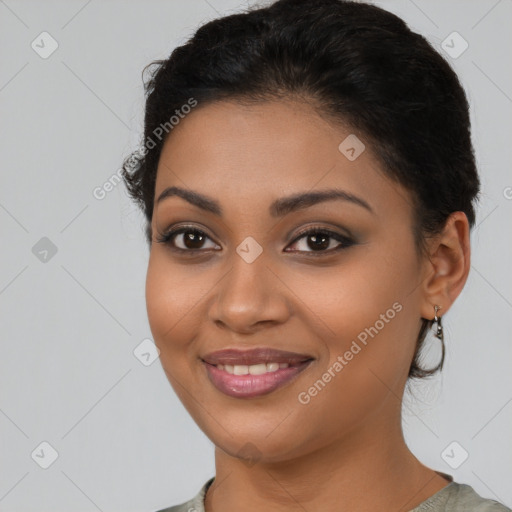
(201, 348, 314, 399)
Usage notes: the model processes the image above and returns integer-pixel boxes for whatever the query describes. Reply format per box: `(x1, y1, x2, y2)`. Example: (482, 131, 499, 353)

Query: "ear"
(419, 211, 471, 320)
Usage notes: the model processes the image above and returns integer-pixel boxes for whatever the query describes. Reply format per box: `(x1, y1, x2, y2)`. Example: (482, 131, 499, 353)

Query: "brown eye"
(156, 227, 219, 252)
(286, 228, 354, 254)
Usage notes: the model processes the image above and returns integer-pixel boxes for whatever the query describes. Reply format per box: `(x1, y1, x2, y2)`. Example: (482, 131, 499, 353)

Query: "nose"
(208, 252, 291, 334)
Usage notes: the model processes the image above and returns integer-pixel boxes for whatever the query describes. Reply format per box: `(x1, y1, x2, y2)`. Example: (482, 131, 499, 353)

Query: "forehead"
(158, 99, 350, 175)
(154, 99, 412, 219)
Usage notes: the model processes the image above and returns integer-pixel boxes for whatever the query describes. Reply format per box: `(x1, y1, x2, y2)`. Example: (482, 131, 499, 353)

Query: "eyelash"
(155, 225, 355, 257)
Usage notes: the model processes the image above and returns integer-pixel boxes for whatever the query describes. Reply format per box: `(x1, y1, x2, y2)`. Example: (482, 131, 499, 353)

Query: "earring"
(433, 305, 443, 341)
(431, 304, 446, 371)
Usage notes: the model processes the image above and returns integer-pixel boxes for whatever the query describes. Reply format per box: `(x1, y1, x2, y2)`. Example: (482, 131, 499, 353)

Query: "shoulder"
(413, 481, 511, 512)
(154, 497, 195, 512)
(446, 483, 511, 511)
(154, 499, 195, 512)
(153, 477, 214, 512)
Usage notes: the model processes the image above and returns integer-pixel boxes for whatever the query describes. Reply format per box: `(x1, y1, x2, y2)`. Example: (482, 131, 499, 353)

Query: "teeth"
(234, 365, 248, 375)
(217, 362, 290, 374)
(248, 364, 267, 375)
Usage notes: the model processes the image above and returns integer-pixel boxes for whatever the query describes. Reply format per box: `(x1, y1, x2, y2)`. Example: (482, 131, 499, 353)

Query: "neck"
(204, 408, 450, 512)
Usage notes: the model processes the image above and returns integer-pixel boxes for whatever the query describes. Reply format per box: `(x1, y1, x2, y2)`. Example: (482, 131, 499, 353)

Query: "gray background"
(0, 0, 511, 510)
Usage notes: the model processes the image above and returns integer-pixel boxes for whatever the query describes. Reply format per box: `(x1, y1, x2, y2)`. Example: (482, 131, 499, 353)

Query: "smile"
(215, 362, 290, 375)
(202, 359, 313, 398)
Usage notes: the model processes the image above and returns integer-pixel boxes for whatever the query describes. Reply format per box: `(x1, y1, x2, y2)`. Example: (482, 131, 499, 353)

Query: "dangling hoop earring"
(433, 305, 445, 370)
(433, 305, 443, 341)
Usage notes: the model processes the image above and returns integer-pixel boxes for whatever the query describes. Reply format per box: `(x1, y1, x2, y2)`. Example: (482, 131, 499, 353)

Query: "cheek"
(145, 252, 205, 355)
(145, 254, 211, 413)
(288, 312, 417, 444)
(293, 242, 420, 404)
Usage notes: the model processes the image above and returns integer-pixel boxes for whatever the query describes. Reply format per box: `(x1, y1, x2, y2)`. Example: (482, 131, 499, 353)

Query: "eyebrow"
(156, 186, 374, 217)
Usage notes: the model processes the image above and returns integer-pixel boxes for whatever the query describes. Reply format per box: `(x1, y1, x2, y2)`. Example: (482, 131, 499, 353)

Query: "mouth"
(201, 348, 314, 399)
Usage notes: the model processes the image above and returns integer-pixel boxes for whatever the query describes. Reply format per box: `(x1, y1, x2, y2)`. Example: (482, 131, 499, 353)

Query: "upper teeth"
(216, 363, 289, 375)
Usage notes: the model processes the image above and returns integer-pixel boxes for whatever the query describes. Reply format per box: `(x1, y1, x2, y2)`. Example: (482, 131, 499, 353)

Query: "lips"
(201, 347, 314, 399)
(201, 347, 313, 366)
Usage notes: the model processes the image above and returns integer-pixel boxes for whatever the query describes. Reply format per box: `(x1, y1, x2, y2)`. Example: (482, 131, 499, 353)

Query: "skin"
(146, 99, 471, 511)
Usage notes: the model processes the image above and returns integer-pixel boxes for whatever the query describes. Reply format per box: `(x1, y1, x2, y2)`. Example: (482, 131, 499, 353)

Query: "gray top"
(156, 477, 511, 512)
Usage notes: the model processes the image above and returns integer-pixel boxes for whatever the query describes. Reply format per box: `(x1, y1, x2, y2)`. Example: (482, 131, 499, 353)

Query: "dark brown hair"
(121, 0, 480, 378)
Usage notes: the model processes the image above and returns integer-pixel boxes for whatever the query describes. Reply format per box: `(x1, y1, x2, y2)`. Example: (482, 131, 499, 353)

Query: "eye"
(285, 227, 354, 255)
(155, 226, 219, 253)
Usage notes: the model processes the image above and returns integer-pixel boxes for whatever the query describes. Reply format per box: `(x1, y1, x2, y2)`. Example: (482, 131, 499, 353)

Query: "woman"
(121, 0, 510, 510)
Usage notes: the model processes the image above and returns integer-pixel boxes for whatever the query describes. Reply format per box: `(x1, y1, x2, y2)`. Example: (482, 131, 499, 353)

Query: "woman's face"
(146, 99, 429, 462)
